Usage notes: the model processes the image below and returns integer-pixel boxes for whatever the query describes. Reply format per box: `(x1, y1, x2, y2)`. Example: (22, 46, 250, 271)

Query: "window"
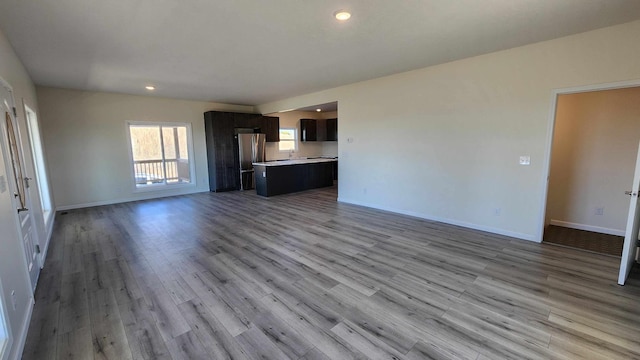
(24, 105, 53, 225)
(279, 128, 297, 152)
(127, 122, 194, 188)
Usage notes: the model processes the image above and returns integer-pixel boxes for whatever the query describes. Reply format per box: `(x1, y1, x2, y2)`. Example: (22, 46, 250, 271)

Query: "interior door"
(0, 84, 40, 292)
(618, 140, 640, 285)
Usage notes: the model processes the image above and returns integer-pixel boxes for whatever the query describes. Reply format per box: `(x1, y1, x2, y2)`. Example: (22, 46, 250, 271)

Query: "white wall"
(0, 29, 41, 360)
(264, 110, 338, 160)
(547, 87, 640, 236)
(36, 87, 254, 209)
(257, 20, 640, 241)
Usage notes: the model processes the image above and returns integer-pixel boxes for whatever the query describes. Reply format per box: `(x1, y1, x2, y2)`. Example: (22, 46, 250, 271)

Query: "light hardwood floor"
(22, 186, 640, 359)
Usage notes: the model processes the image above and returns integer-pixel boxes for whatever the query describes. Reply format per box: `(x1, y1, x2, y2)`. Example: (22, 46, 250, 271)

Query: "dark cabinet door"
(204, 111, 239, 191)
(326, 118, 338, 141)
(316, 119, 327, 141)
(261, 116, 280, 142)
(300, 119, 317, 142)
(234, 113, 261, 129)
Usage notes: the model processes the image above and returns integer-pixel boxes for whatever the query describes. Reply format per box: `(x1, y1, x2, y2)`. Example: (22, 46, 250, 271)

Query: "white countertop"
(253, 158, 337, 167)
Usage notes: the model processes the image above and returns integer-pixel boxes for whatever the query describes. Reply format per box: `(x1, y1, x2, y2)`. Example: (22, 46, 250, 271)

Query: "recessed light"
(334, 10, 351, 21)
(145, 86, 155, 90)
(316, 108, 322, 112)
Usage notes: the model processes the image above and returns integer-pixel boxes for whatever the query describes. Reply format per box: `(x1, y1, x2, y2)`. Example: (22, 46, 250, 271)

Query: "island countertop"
(252, 157, 337, 167)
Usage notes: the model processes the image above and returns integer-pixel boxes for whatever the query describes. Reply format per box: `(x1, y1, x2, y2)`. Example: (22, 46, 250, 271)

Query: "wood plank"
(251, 311, 314, 358)
(21, 302, 59, 360)
(165, 330, 210, 360)
(182, 271, 251, 336)
(117, 297, 172, 360)
(87, 288, 133, 360)
(58, 271, 90, 335)
(143, 288, 191, 341)
(235, 326, 293, 360)
(57, 326, 93, 360)
(177, 299, 249, 360)
(331, 320, 409, 360)
(105, 258, 144, 305)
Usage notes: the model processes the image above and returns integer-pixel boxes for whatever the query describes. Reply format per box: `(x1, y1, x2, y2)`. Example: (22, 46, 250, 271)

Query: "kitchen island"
(252, 158, 337, 197)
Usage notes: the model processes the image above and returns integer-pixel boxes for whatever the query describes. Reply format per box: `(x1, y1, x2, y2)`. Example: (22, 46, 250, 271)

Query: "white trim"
(338, 196, 536, 242)
(56, 188, 208, 211)
(537, 78, 640, 243)
(133, 182, 196, 193)
(0, 278, 11, 360)
(38, 213, 56, 270)
(10, 297, 33, 360)
(549, 219, 625, 237)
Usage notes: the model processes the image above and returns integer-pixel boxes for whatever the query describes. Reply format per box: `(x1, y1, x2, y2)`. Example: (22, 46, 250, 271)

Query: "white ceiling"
(1, 1, 640, 106)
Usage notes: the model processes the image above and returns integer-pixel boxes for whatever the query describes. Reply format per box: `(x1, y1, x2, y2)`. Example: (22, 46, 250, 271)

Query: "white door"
(0, 84, 40, 292)
(618, 140, 640, 285)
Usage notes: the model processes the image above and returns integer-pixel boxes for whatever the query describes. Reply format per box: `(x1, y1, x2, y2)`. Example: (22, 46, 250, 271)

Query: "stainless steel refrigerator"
(237, 133, 266, 190)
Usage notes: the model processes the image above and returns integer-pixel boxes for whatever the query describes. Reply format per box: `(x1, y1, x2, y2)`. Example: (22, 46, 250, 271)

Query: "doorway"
(540, 81, 640, 284)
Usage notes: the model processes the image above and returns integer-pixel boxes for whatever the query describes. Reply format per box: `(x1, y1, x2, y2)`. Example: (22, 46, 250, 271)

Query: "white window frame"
(278, 127, 298, 152)
(126, 121, 196, 192)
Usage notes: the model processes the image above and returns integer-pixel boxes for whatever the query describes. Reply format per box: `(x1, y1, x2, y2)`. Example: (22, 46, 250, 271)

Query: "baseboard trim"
(56, 188, 209, 211)
(10, 297, 34, 360)
(337, 197, 537, 242)
(549, 219, 625, 237)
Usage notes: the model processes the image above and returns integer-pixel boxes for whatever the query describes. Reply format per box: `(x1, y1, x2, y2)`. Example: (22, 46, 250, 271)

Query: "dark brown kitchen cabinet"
(204, 111, 280, 192)
(300, 118, 338, 142)
(326, 118, 338, 141)
(300, 119, 317, 142)
(205, 111, 238, 191)
(261, 116, 280, 142)
(316, 119, 327, 141)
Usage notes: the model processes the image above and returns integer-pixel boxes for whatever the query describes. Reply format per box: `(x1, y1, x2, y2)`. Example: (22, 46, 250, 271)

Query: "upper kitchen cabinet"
(300, 119, 317, 142)
(300, 118, 338, 142)
(261, 116, 280, 142)
(326, 118, 338, 141)
(233, 112, 259, 129)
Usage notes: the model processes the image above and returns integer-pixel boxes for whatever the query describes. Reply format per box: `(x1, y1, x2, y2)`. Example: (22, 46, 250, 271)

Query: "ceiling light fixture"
(316, 108, 322, 112)
(334, 10, 351, 21)
(145, 85, 155, 90)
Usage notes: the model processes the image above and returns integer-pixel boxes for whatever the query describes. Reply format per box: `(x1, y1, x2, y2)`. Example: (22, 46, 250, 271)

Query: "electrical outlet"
(493, 208, 502, 216)
(595, 207, 604, 216)
(519, 156, 531, 165)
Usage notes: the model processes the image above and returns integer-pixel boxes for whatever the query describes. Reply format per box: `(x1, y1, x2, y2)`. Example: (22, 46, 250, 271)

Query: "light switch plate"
(0, 175, 6, 193)
(519, 156, 531, 165)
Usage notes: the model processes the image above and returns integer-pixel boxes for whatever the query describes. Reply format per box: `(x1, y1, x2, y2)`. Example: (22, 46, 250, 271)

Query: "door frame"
(22, 102, 53, 267)
(537, 78, 640, 243)
(0, 77, 41, 291)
